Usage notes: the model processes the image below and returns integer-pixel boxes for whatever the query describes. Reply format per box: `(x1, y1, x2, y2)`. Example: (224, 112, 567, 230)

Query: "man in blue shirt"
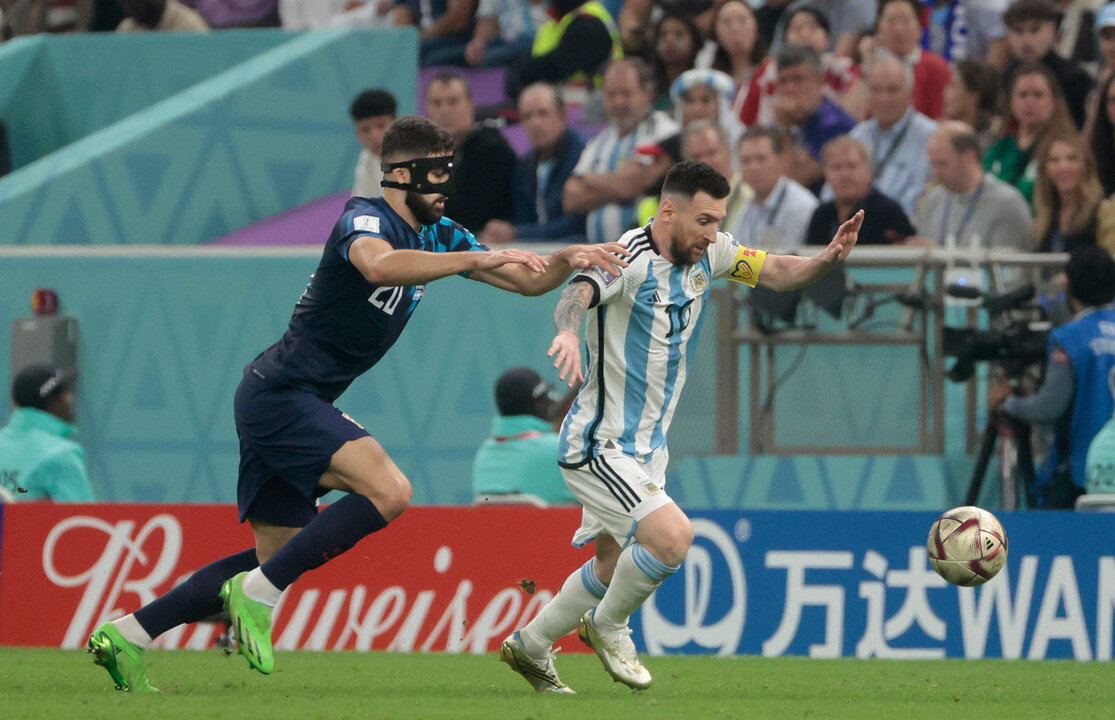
(88, 115, 628, 693)
(0, 363, 93, 502)
(999, 247, 1115, 508)
(483, 83, 587, 244)
(772, 45, 857, 194)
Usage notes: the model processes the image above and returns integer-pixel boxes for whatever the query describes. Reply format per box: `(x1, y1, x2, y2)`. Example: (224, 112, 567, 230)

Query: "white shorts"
(560, 448, 674, 548)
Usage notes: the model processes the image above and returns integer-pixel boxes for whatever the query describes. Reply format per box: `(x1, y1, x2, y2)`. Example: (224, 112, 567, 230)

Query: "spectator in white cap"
(670, 68, 743, 142)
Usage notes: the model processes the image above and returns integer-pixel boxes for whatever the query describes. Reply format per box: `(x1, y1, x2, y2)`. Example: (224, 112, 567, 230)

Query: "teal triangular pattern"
(122, 152, 172, 214)
(885, 456, 924, 502)
(267, 60, 316, 93)
(200, 207, 229, 243)
(455, 355, 491, 415)
(58, 197, 93, 244)
(187, 303, 224, 364)
(134, 354, 167, 410)
(265, 160, 315, 210)
(767, 457, 803, 503)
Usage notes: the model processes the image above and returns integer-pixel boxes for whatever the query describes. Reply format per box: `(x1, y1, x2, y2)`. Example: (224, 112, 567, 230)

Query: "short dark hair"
(1003, 0, 1063, 29)
(661, 161, 731, 200)
(349, 88, 397, 122)
(426, 70, 472, 100)
(948, 129, 983, 158)
(1067, 247, 1115, 307)
(877, 0, 922, 23)
(784, 6, 830, 36)
(738, 125, 791, 154)
(954, 59, 1000, 124)
(776, 44, 822, 75)
(381, 115, 455, 162)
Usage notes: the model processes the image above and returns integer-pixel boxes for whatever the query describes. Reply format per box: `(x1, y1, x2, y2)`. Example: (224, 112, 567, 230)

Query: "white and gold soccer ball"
(927, 506, 1008, 587)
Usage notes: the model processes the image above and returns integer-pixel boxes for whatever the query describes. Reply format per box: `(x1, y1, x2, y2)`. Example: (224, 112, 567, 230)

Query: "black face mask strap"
(380, 156, 455, 194)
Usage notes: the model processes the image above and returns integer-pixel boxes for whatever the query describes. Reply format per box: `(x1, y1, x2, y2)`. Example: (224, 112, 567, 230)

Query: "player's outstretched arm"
(471, 243, 630, 296)
(758, 210, 863, 292)
(350, 236, 548, 287)
(548, 281, 595, 387)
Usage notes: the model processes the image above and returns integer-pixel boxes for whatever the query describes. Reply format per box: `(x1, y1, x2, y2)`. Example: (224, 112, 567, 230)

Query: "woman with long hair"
(650, 13, 702, 110)
(697, 0, 768, 120)
(984, 63, 1076, 206)
(942, 59, 1002, 151)
(1032, 131, 1102, 254)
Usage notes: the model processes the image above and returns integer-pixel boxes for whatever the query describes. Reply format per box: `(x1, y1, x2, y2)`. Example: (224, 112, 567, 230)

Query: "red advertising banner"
(0, 504, 590, 652)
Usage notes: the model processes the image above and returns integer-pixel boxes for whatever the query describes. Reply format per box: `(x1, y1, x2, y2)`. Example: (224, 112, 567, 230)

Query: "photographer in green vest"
(505, 0, 622, 98)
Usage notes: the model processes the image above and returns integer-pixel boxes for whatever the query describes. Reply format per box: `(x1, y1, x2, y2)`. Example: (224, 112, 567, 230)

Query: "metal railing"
(713, 248, 1069, 456)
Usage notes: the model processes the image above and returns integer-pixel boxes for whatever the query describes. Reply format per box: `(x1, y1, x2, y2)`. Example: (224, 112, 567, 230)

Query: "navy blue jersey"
(247, 197, 485, 401)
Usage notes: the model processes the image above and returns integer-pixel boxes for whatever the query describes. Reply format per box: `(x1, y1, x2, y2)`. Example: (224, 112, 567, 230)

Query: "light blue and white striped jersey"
(558, 224, 767, 466)
(574, 111, 680, 245)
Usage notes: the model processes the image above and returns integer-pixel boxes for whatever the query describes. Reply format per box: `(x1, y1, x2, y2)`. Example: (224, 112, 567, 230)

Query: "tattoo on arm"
(554, 282, 595, 335)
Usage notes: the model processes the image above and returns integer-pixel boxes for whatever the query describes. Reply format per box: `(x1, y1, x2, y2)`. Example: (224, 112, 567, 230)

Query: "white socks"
(112, 614, 152, 650)
(242, 568, 283, 607)
(592, 543, 679, 633)
(519, 558, 607, 658)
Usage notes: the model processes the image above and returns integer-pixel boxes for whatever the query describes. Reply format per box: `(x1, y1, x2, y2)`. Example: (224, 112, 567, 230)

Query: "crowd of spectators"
(388, 0, 1115, 256)
(9, 0, 1115, 257)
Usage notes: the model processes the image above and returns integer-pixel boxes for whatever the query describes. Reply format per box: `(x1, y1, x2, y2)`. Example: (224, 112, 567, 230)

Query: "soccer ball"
(927, 506, 1008, 587)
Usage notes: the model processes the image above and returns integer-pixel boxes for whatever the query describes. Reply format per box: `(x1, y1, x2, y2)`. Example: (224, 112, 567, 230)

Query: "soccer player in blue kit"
(87, 115, 629, 692)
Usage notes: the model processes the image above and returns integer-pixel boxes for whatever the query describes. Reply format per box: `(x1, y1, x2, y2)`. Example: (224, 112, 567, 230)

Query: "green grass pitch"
(1, 648, 1112, 720)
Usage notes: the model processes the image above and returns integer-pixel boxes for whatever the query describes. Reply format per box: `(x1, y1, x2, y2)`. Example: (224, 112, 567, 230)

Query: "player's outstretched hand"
(824, 209, 863, 264)
(548, 330, 584, 387)
(477, 248, 549, 273)
(561, 242, 631, 271)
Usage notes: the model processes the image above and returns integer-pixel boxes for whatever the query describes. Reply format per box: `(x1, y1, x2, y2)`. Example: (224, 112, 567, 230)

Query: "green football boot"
(87, 622, 158, 693)
(220, 571, 275, 675)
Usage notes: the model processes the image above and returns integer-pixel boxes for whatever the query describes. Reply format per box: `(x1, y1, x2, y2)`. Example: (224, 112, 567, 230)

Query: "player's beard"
(669, 234, 704, 266)
(406, 191, 446, 227)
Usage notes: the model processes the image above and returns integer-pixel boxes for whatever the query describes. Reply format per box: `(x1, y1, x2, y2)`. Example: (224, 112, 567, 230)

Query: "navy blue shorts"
(234, 373, 368, 527)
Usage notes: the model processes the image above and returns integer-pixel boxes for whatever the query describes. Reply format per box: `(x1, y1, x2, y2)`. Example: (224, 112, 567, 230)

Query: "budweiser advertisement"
(0, 504, 590, 651)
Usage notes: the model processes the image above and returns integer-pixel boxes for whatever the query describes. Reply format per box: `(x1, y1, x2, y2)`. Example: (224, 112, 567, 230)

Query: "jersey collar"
(8, 407, 76, 439)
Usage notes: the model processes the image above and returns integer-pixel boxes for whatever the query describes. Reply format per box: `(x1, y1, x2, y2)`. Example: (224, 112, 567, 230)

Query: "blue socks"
(133, 548, 259, 639)
(259, 493, 388, 591)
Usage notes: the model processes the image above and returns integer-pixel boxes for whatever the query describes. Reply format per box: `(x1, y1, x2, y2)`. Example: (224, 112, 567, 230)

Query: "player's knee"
(367, 472, 411, 522)
(653, 520, 694, 567)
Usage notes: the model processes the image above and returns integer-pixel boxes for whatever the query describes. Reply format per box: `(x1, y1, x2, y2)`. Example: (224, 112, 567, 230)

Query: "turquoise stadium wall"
(0, 254, 974, 509)
(0, 29, 418, 245)
(0, 31, 291, 171)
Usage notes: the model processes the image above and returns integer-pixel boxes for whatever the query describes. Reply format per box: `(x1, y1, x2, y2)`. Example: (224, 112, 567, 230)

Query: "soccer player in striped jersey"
(500, 161, 862, 693)
(86, 116, 629, 693)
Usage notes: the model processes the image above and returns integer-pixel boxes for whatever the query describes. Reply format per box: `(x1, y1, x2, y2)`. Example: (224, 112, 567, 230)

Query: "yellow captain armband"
(727, 245, 767, 287)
